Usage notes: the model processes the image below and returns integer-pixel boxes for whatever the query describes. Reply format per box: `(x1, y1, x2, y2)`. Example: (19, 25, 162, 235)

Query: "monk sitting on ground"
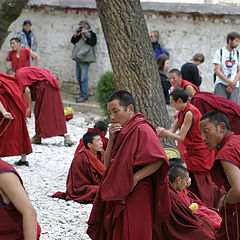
(159, 163, 216, 239)
(52, 131, 105, 203)
(75, 120, 108, 155)
(0, 158, 41, 239)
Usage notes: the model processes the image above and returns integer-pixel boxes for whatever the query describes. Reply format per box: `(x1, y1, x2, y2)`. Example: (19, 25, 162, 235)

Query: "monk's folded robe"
(16, 67, 67, 138)
(191, 92, 240, 134)
(52, 147, 105, 203)
(0, 159, 41, 239)
(0, 72, 32, 157)
(159, 183, 216, 240)
(211, 132, 240, 240)
(179, 188, 222, 231)
(87, 113, 170, 240)
(178, 102, 223, 208)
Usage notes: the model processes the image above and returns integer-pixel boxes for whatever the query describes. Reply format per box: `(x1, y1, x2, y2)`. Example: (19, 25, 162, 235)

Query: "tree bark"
(0, 0, 29, 48)
(96, 0, 175, 148)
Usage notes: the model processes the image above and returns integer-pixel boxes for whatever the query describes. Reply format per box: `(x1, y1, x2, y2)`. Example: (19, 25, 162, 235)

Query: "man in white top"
(213, 31, 240, 103)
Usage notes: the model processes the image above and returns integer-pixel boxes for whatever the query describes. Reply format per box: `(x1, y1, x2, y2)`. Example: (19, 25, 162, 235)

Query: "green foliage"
(97, 71, 116, 117)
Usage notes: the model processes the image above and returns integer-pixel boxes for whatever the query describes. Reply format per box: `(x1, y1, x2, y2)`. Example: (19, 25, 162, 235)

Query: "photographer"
(71, 20, 97, 103)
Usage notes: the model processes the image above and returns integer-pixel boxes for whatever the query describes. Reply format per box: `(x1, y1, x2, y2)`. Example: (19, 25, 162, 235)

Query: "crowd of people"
(0, 18, 240, 240)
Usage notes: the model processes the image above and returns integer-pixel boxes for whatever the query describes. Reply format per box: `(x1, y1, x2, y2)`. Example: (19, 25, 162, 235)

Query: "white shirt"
(213, 46, 240, 88)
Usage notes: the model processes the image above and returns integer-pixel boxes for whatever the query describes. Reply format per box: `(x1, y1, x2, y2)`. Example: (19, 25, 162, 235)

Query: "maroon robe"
(159, 183, 216, 240)
(87, 113, 170, 240)
(74, 128, 108, 156)
(52, 147, 105, 203)
(191, 92, 240, 134)
(0, 72, 32, 157)
(211, 132, 240, 240)
(16, 67, 67, 138)
(0, 159, 41, 239)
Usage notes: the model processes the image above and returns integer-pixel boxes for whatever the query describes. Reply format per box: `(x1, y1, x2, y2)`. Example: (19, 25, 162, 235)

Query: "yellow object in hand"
(189, 203, 198, 213)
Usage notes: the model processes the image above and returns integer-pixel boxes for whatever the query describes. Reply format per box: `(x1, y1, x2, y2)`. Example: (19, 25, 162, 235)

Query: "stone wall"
(1, 1, 240, 95)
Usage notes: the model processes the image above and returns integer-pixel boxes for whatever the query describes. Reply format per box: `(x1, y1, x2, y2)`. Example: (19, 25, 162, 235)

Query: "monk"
(52, 131, 105, 203)
(168, 68, 199, 97)
(157, 88, 223, 208)
(0, 72, 32, 166)
(170, 158, 222, 231)
(75, 120, 108, 156)
(200, 110, 240, 240)
(0, 158, 41, 239)
(15, 66, 73, 146)
(191, 91, 240, 134)
(160, 164, 216, 239)
(87, 90, 170, 240)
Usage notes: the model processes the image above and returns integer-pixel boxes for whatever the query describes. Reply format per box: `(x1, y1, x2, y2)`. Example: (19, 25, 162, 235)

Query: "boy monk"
(87, 90, 170, 240)
(52, 131, 105, 203)
(200, 110, 240, 240)
(157, 88, 222, 208)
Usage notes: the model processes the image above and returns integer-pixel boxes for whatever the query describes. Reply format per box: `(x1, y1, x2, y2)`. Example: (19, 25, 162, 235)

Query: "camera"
(76, 27, 82, 33)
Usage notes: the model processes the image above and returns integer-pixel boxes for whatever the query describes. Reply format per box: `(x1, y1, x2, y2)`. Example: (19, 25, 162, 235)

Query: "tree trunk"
(0, 0, 29, 48)
(96, 0, 175, 148)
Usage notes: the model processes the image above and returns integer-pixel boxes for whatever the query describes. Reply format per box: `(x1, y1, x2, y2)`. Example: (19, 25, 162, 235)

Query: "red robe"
(0, 159, 41, 239)
(0, 72, 32, 157)
(16, 67, 67, 138)
(52, 147, 105, 203)
(173, 79, 199, 94)
(178, 188, 222, 231)
(191, 92, 240, 134)
(8, 48, 30, 70)
(74, 128, 108, 156)
(178, 103, 223, 208)
(87, 113, 170, 240)
(211, 132, 240, 240)
(159, 183, 216, 240)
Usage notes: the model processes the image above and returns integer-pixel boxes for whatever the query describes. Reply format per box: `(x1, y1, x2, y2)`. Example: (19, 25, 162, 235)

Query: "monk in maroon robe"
(200, 110, 240, 240)
(191, 91, 240, 134)
(52, 131, 105, 203)
(75, 121, 108, 156)
(87, 90, 170, 240)
(0, 159, 41, 239)
(0, 72, 32, 165)
(15, 67, 73, 146)
(157, 88, 223, 208)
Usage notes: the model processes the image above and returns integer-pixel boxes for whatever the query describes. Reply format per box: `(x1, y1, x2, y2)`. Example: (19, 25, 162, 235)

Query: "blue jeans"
(75, 61, 90, 98)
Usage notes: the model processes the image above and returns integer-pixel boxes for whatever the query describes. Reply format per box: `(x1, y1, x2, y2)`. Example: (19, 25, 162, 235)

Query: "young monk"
(0, 158, 41, 239)
(157, 88, 223, 208)
(0, 72, 32, 166)
(200, 110, 240, 240)
(87, 90, 170, 240)
(52, 131, 105, 203)
(75, 120, 108, 155)
(15, 66, 73, 146)
(160, 163, 216, 240)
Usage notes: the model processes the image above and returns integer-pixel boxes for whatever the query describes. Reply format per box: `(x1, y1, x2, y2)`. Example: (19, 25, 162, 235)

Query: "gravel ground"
(2, 112, 104, 240)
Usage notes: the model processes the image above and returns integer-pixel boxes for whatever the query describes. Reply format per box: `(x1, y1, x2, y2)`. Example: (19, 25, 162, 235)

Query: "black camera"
(76, 27, 82, 33)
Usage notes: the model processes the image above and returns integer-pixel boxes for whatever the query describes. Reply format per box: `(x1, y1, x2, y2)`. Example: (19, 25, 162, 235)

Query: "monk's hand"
(2, 111, 14, 120)
(156, 127, 167, 138)
(131, 174, 138, 192)
(109, 123, 122, 141)
(218, 194, 226, 210)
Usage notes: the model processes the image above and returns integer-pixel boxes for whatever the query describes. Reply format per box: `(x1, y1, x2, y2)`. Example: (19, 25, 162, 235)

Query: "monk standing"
(157, 88, 223, 208)
(52, 131, 105, 203)
(0, 72, 32, 166)
(15, 66, 73, 146)
(200, 110, 240, 240)
(87, 90, 170, 240)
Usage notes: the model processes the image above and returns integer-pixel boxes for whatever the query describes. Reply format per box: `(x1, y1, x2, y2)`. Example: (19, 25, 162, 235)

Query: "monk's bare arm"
(24, 87, 32, 117)
(5, 56, 9, 70)
(219, 160, 240, 209)
(131, 160, 164, 191)
(0, 172, 37, 240)
(104, 123, 122, 167)
(30, 50, 40, 66)
(0, 101, 14, 119)
(185, 85, 196, 97)
(157, 111, 193, 142)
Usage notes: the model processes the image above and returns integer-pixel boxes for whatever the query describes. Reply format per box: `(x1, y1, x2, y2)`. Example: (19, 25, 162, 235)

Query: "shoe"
(64, 135, 74, 146)
(75, 96, 88, 103)
(14, 160, 29, 166)
(31, 135, 42, 144)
